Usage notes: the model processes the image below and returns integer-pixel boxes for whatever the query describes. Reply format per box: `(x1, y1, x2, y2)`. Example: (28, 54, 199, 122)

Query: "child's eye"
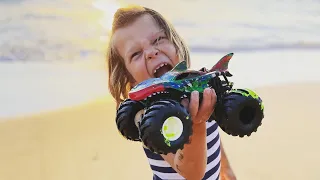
(153, 36, 166, 44)
(131, 51, 140, 60)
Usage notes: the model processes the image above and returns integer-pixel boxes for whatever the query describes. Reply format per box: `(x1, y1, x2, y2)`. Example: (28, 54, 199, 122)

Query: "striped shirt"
(143, 121, 221, 180)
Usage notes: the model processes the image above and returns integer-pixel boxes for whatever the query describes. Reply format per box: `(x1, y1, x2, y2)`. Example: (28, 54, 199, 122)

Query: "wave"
(1, 0, 320, 62)
(189, 42, 320, 53)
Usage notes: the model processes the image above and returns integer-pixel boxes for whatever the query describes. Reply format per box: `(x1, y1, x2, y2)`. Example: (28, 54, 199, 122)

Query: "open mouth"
(153, 63, 173, 78)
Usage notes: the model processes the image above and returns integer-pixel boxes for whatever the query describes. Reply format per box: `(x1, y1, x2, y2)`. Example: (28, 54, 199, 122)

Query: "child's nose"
(145, 48, 159, 60)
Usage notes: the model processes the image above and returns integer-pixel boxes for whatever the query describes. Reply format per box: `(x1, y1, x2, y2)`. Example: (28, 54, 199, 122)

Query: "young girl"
(106, 5, 236, 180)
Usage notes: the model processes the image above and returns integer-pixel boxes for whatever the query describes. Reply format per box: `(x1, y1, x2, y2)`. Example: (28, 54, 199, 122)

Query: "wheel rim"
(161, 116, 184, 141)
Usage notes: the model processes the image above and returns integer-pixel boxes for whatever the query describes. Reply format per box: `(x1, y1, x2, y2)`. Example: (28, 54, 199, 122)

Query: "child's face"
(113, 14, 180, 86)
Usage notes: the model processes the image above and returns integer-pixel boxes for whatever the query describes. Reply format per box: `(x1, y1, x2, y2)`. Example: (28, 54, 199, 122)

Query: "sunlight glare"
(92, 0, 121, 38)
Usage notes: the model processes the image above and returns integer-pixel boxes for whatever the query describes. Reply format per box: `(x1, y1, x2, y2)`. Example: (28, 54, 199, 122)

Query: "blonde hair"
(106, 5, 191, 106)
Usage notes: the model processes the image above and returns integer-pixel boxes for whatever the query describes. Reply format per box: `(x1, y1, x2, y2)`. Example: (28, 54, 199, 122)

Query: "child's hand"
(181, 88, 217, 124)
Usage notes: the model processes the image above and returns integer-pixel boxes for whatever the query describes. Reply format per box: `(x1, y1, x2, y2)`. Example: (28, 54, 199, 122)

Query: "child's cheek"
(160, 43, 179, 60)
(135, 67, 150, 83)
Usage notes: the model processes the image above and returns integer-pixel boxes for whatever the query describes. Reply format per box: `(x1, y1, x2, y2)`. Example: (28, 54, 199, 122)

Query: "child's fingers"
(197, 88, 214, 121)
(211, 89, 217, 110)
(180, 98, 189, 109)
(189, 91, 199, 120)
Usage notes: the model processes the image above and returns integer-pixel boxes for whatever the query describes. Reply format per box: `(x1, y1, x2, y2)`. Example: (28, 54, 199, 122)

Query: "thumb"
(180, 98, 189, 109)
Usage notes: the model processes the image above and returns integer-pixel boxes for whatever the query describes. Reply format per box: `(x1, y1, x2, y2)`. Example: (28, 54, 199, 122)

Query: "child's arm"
(161, 122, 207, 180)
(220, 142, 237, 180)
(161, 88, 216, 180)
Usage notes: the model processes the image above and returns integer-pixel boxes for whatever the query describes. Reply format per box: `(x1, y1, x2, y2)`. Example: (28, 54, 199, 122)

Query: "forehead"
(112, 14, 162, 57)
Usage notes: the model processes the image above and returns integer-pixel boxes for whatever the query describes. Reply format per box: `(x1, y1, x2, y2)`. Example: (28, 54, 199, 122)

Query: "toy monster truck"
(116, 53, 264, 155)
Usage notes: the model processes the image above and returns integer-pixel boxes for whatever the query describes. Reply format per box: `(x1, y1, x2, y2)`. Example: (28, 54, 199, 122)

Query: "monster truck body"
(129, 53, 234, 103)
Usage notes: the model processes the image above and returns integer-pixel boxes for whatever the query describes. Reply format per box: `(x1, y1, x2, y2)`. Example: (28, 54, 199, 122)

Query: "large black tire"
(116, 99, 145, 141)
(215, 89, 264, 137)
(139, 99, 192, 155)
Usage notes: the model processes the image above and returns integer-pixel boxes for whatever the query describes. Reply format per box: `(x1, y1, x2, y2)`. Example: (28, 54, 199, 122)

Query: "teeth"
(154, 63, 167, 74)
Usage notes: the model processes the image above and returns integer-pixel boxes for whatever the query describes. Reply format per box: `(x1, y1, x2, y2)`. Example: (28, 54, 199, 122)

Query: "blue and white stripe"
(144, 121, 221, 180)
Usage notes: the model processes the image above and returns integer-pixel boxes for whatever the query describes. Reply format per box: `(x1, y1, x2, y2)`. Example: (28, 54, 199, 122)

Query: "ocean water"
(1, 0, 320, 62)
(1, 0, 320, 118)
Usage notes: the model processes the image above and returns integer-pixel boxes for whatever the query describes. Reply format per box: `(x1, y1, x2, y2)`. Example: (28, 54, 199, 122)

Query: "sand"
(0, 82, 319, 180)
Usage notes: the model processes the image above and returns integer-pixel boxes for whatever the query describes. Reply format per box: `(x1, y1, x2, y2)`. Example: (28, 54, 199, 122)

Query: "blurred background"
(0, 0, 319, 179)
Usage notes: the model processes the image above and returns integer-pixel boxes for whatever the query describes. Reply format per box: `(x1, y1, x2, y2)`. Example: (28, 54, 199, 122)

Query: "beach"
(1, 50, 320, 180)
(1, 82, 320, 180)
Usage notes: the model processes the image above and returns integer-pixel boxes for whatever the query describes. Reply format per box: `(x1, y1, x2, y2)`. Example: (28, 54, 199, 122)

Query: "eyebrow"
(148, 29, 165, 40)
